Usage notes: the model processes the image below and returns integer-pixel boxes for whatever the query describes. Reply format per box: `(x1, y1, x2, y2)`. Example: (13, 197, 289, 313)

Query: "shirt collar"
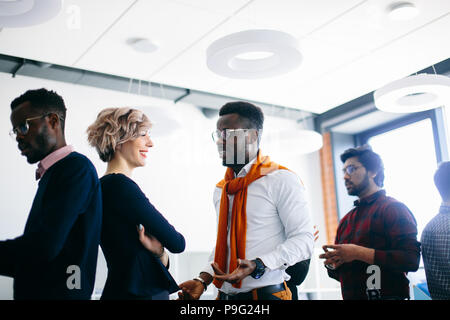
(234, 156, 258, 178)
(354, 189, 386, 207)
(36, 145, 74, 180)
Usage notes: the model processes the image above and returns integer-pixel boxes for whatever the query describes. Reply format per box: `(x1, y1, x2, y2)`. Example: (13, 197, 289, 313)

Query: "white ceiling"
(0, 0, 449, 114)
(330, 110, 406, 134)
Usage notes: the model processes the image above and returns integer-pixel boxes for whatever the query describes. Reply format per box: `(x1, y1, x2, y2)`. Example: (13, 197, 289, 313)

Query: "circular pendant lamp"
(374, 73, 450, 113)
(206, 29, 302, 79)
(0, 0, 62, 28)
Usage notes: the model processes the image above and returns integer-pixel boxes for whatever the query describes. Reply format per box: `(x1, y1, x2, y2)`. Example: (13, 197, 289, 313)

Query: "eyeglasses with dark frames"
(9, 113, 64, 139)
(342, 165, 362, 175)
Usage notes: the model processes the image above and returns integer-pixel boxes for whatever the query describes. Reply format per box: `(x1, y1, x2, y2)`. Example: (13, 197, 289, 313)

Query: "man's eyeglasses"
(342, 165, 362, 175)
(9, 113, 63, 139)
(211, 129, 253, 142)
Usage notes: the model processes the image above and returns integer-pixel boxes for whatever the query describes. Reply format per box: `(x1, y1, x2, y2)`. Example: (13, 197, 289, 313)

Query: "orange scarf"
(213, 151, 289, 289)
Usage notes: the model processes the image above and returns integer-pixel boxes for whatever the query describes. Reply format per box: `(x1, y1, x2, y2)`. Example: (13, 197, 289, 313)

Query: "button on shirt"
(421, 204, 450, 300)
(202, 158, 314, 295)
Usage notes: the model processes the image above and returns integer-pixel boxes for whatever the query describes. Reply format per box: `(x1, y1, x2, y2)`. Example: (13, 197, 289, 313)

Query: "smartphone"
(323, 246, 336, 270)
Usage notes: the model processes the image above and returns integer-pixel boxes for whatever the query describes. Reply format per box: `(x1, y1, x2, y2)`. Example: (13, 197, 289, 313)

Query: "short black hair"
(340, 145, 385, 187)
(11, 88, 67, 131)
(434, 161, 450, 201)
(219, 101, 264, 130)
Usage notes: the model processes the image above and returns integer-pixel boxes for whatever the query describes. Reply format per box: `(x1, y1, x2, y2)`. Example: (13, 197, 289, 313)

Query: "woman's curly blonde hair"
(87, 107, 152, 162)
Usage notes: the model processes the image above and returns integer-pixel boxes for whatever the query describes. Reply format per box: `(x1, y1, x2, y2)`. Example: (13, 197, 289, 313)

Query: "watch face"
(251, 259, 265, 279)
(256, 269, 265, 278)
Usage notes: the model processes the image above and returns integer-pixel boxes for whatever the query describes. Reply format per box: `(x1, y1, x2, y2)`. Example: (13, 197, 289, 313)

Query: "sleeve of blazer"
(112, 176, 186, 254)
(286, 259, 311, 286)
(0, 157, 97, 271)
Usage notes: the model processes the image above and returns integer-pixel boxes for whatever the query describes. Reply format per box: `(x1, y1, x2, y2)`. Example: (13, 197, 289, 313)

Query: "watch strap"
(251, 258, 266, 279)
(194, 277, 207, 292)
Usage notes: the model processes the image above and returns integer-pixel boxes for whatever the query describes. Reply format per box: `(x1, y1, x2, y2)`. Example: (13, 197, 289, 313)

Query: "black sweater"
(99, 173, 185, 299)
(0, 152, 102, 300)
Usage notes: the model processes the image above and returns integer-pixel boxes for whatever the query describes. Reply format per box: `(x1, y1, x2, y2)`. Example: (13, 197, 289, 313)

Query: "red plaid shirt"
(327, 190, 421, 300)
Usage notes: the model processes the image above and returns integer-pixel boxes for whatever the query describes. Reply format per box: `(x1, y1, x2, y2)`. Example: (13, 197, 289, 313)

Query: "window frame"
(356, 108, 448, 163)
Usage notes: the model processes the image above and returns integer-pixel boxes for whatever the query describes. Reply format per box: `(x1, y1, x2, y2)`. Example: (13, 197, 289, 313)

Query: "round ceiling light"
(206, 29, 302, 79)
(387, 2, 419, 21)
(0, 0, 62, 28)
(374, 73, 450, 113)
(127, 38, 159, 53)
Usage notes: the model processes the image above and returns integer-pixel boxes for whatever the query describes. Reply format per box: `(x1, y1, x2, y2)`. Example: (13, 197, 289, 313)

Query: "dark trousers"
(287, 282, 299, 300)
(286, 259, 311, 300)
(102, 290, 169, 300)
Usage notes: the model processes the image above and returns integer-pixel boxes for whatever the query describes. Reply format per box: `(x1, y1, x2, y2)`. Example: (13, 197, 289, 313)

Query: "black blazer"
(286, 259, 311, 300)
(0, 152, 102, 299)
(99, 173, 185, 299)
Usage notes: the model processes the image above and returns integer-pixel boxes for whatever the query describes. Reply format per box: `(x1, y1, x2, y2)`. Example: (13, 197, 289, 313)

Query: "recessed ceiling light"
(127, 38, 159, 53)
(387, 2, 419, 21)
(0, 0, 62, 28)
(374, 73, 450, 113)
(206, 29, 302, 79)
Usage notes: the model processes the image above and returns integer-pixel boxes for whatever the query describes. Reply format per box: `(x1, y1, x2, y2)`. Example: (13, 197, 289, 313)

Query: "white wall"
(0, 72, 327, 299)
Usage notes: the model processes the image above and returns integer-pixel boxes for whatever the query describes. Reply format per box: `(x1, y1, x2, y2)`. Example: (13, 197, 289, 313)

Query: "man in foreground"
(178, 101, 314, 300)
(0, 88, 102, 299)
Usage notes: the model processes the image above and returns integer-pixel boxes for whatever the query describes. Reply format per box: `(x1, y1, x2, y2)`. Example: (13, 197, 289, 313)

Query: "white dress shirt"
(202, 157, 314, 295)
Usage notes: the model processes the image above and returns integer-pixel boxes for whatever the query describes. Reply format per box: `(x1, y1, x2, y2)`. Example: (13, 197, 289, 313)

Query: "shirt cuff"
(258, 253, 289, 271)
(373, 249, 387, 268)
(201, 263, 215, 277)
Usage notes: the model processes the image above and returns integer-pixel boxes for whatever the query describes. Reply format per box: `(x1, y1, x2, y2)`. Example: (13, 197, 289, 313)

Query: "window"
(367, 119, 440, 239)
(444, 106, 450, 156)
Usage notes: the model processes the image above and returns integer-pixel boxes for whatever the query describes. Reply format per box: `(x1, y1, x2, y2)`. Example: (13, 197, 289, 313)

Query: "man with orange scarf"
(178, 101, 314, 300)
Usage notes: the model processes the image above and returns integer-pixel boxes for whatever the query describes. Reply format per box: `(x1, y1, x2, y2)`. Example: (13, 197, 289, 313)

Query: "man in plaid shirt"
(421, 161, 450, 300)
(320, 145, 420, 300)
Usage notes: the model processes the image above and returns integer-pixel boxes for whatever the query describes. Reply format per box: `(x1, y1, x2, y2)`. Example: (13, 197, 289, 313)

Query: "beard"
(25, 125, 55, 164)
(346, 173, 370, 197)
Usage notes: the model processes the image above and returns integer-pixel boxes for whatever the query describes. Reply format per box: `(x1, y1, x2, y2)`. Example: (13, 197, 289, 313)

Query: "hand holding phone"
(321, 245, 337, 270)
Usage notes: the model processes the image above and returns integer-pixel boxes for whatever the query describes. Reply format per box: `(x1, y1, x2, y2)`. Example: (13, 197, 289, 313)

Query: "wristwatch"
(193, 277, 207, 292)
(250, 258, 266, 279)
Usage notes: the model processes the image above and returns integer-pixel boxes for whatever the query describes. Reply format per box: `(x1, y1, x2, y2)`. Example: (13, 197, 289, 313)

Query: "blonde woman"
(87, 107, 185, 300)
